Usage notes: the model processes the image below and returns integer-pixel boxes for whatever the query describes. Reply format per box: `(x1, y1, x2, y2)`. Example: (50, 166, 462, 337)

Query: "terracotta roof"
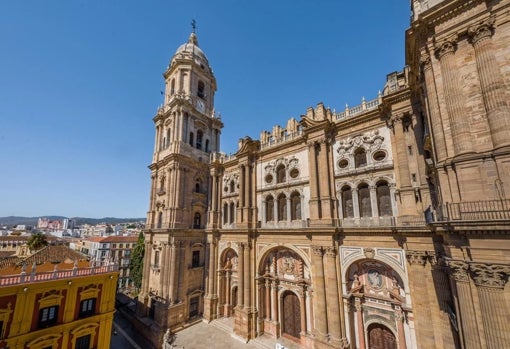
(100, 236, 138, 243)
(0, 245, 88, 270)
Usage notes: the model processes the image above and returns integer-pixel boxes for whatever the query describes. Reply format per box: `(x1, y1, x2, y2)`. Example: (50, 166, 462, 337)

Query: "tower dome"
(171, 32, 211, 71)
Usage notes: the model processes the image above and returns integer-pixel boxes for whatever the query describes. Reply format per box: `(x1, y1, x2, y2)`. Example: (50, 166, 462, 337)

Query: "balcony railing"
(336, 215, 425, 228)
(428, 199, 510, 223)
(0, 264, 118, 287)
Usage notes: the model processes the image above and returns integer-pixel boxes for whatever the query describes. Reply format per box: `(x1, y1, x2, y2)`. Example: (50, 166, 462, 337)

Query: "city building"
(74, 235, 138, 289)
(136, 1, 510, 348)
(0, 244, 118, 349)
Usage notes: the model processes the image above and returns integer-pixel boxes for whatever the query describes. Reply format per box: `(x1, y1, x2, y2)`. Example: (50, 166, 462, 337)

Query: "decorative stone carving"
(363, 247, 375, 259)
(420, 51, 431, 70)
(312, 245, 324, 256)
(337, 130, 384, 157)
(324, 246, 337, 258)
(406, 250, 427, 266)
(434, 36, 458, 59)
(446, 260, 469, 282)
(468, 15, 495, 44)
(469, 263, 510, 289)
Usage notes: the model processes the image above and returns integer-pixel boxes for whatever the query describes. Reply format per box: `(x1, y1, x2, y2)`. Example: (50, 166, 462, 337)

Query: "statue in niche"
(224, 257, 232, 270)
(351, 273, 360, 290)
(270, 256, 276, 274)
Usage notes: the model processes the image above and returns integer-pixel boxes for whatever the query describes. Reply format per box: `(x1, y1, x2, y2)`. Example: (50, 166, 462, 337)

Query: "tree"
(129, 231, 145, 292)
(27, 232, 48, 251)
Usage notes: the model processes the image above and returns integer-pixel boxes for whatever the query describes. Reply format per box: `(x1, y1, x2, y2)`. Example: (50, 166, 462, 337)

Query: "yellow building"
(0, 245, 118, 349)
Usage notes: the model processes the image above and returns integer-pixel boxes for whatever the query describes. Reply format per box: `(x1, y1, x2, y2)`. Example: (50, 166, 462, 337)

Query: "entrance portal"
(282, 291, 301, 339)
(368, 323, 397, 349)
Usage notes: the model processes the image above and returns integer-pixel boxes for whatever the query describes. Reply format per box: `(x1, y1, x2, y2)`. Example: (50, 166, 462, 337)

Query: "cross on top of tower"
(191, 19, 196, 33)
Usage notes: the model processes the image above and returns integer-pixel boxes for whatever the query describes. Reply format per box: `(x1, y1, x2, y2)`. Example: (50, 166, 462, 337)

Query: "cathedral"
(136, 1, 510, 348)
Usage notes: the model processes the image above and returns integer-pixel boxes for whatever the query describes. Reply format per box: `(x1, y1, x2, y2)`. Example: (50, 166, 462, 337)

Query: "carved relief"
(434, 35, 458, 59)
(446, 260, 469, 282)
(468, 15, 495, 44)
(469, 263, 510, 289)
(406, 250, 427, 266)
(337, 130, 384, 157)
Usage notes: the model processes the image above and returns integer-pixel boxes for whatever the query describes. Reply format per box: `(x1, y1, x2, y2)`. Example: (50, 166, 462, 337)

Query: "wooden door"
(282, 291, 301, 338)
(368, 323, 397, 349)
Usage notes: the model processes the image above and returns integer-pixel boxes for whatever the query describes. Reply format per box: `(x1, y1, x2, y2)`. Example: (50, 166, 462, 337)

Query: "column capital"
(434, 35, 458, 59)
(468, 15, 495, 45)
(469, 262, 510, 289)
(311, 245, 324, 256)
(323, 246, 337, 258)
(405, 250, 427, 266)
(446, 259, 469, 282)
(419, 51, 432, 71)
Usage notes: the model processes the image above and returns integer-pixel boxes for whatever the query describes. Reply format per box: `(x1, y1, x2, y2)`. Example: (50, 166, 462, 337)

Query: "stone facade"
(137, 1, 510, 348)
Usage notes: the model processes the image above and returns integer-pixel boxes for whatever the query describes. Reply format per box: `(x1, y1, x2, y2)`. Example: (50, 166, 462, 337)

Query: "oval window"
(338, 159, 349, 168)
(290, 168, 299, 178)
(265, 174, 273, 184)
(224, 186, 229, 192)
(373, 151, 386, 161)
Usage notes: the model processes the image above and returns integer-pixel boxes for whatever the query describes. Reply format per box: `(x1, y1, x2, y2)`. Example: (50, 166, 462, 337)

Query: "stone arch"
(217, 246, 239, 317)
(257, 244, 311, 274)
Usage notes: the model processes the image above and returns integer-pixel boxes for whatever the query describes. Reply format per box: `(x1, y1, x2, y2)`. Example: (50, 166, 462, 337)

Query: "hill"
(0, 216, 145, 227)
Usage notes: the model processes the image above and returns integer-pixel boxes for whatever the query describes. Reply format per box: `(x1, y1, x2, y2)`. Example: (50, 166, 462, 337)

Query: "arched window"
(170, 79, 175, 95)
(229, 180, 235, 193)
(358, 183, 372, 217)
(290, 192, 301, 220)
(195, 179, 201, 193)
(377, 181, 392, 216)
(205, 139, 210, 153)
(193, 212, 201, 228)
(266, 196, 274, 222)
(197, 81, 205, 98)
(278, 194, 287, 221)
(223, 203, 228, 224)
(354, 148, 367, 168)
(196, 130, 203, 150)
(341, 186, 354, 218)
(276, 165, 286, 183)
(189, 132, 194, 146)
(229, 202, 235, 224)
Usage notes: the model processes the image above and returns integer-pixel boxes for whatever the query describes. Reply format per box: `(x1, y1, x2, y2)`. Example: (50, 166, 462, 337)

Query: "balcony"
(427, 199, 510, 223)
(337, 216, 425, 228)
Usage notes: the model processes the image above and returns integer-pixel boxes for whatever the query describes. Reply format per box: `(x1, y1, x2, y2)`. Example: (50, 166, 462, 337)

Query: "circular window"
(265, 174, 273, 184)
(224, 186, 228, 192)
(373, 151, 386, 161)
(290, 168, 299, 179)
(338, 159, 349, 168)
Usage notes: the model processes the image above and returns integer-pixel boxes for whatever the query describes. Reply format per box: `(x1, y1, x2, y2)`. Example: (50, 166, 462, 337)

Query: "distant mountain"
(0, 216, 145, 227)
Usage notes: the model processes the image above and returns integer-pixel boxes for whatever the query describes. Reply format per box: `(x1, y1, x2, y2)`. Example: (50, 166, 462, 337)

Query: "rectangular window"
(79, 298, 96, 318)
(75, 334, 91, 349)
(119, 244, 123, 248)
(39, 305, 59, 328)
(192, 251, 200, 268)
(412, 173, 417, 182)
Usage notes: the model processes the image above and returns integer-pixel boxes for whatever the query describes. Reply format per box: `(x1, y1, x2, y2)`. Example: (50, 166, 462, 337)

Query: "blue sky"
(0, 1, 409, 219)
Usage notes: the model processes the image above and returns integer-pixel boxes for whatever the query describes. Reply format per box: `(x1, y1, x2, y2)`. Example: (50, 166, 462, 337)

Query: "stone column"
(392, 116, 412, 188)
(468, 17, 510, 148)
(244, 243, 251, 309)
(421, 51, 448, 161)
(308, 142, 320, 221)
(299, 289, 307, 335)
(318, 140, 334, 219)
(447, 260, 482, 349)
(434, 37, 473, 155)
(271, 280, 278, 322)
(211, 173, 218, 212)
(311, 246, 328, 341)
(355, 298, 366, 349)
(469, 263, 510, 349)
(369, 185, 379, 218)
(352, 188, 360, 219)
(159, 243, 167, 297)
(265, 280, 271, 320)
(395, 307, 407, 349)
(238, 243, 245, 308)
(168, 243, 178, 304)
(324, 246, 342, 344)
(389, 183, 398, 216)
(225, 272, 232, 316)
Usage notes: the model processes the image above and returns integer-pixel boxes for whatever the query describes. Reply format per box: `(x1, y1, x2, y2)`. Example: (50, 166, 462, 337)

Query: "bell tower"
(138, 28, 223, 342)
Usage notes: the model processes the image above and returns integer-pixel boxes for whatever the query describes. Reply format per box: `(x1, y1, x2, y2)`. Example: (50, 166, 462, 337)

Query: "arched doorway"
(218, 247, 238, 317)
(368, 323, 397, 349)
(282, 291, 301, 339)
